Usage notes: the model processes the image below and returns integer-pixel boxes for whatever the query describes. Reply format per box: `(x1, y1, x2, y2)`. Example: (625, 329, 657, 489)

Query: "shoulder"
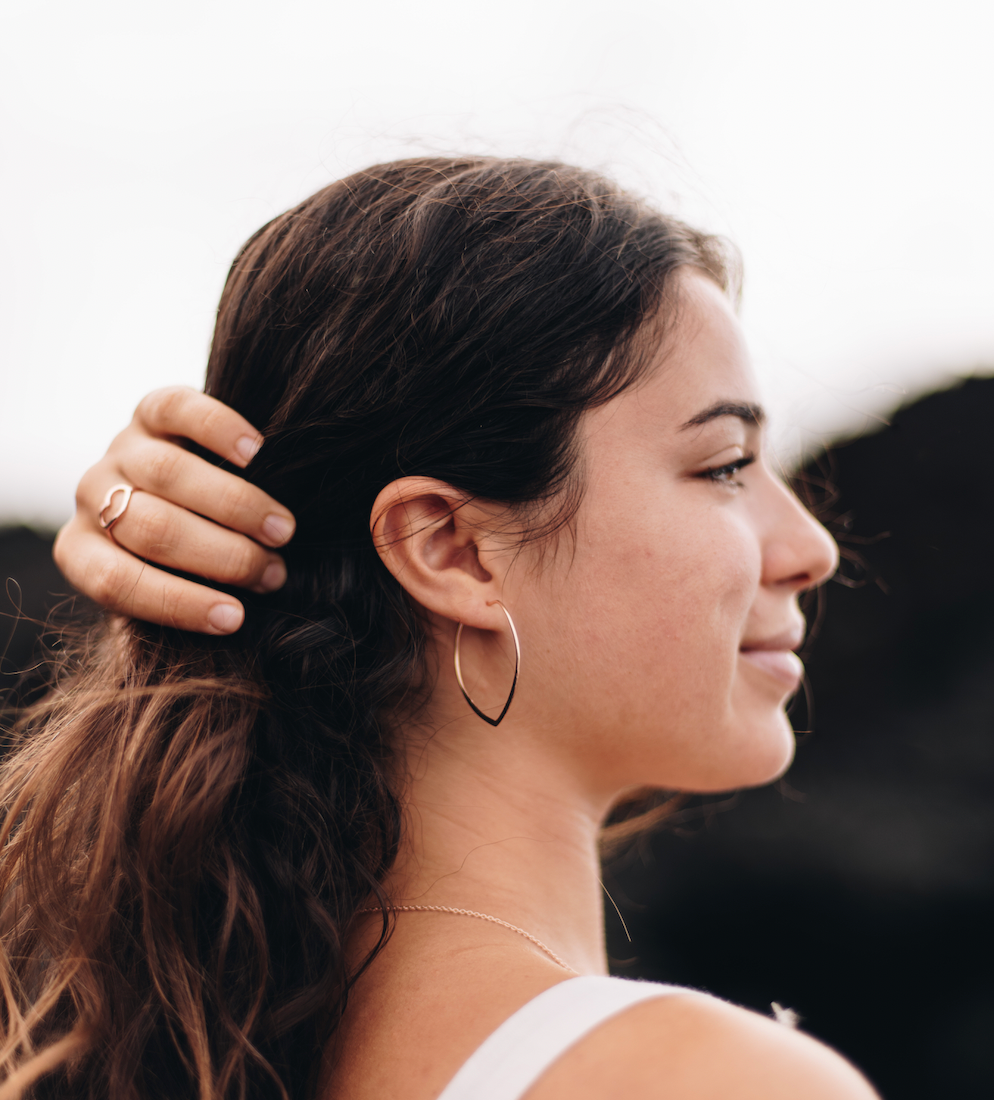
(524, 985, 879, 1100)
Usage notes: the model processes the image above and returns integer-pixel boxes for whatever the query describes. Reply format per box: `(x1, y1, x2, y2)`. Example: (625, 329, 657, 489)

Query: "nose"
(761, 477, 839, 593)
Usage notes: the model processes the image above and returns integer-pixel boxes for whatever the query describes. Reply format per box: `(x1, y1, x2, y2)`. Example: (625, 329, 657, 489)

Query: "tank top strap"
(435, 975, 683, 1100)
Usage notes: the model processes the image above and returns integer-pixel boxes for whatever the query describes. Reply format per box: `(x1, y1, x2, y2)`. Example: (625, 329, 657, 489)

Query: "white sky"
(2, 0, 993, 526)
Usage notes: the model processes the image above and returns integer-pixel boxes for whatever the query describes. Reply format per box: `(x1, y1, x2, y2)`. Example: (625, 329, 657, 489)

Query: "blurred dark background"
(603, 375, 994, 1099)
(3, 377, 993, 1099)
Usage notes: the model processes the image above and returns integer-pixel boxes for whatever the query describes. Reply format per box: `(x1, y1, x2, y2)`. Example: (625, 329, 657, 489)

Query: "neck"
(382, 710, 612, 977)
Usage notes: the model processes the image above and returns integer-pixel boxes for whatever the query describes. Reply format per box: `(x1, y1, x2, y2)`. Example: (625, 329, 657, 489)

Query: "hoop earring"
(453, 600, 520, 727)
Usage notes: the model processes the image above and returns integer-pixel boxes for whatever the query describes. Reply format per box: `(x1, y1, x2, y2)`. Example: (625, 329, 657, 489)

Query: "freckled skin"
(491, 271, 839, 796)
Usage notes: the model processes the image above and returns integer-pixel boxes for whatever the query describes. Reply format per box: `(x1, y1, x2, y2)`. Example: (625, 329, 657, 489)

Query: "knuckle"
(88, 558, 129, 609)
(222, 541, 262, 584)
(126, 499, 173, 552)
(138, 385, 191, 431)
(54, 523, 98, 587)
(222, 480, 260, 525)
(138, 443, 182, 492)
(191, 473, 258, 533)
(199, 403, 230, 442)
(135, 387, 167, 423)
(157, 584, 195, 629)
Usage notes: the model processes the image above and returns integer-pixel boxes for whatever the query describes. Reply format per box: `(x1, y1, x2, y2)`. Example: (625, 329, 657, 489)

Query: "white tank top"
(435, 975, 683, 1100)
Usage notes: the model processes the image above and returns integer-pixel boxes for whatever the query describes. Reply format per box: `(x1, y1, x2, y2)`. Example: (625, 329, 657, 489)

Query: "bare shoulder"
(525, 988, 880, 1100)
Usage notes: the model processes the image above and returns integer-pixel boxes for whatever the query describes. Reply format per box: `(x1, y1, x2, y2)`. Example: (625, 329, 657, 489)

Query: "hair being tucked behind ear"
(0, 158, 734, 1098)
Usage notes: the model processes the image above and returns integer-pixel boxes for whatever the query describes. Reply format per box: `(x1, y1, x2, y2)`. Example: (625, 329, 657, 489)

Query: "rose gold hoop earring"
(453, 600, 520, 727)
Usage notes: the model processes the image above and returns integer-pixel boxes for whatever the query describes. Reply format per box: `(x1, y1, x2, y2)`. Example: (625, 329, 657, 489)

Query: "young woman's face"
(503, 271, 839, 796)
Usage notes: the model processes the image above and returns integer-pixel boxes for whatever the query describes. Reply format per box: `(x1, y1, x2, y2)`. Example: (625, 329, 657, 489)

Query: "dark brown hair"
(0, 157, 732, 1098)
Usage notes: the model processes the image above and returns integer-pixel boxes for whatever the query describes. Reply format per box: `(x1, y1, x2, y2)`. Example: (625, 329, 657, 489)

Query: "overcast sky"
(2, 0, 993, 526)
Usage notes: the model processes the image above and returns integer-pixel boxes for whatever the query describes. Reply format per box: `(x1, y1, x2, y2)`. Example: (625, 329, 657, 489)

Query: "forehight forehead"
(614, 281, 761, 434)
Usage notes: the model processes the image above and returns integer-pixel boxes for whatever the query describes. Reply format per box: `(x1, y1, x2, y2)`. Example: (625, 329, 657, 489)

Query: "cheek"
(508, 470, 794, 793)
(551, 505, 761, 725)
(535, 521, 785, 793)
(594, 497, 753, 626)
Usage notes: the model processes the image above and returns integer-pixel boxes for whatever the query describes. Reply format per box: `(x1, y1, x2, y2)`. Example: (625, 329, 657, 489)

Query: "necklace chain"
(357, 904, 576, 974)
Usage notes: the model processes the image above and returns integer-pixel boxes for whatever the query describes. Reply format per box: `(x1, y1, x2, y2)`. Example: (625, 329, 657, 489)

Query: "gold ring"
(98, 484, 135, 532)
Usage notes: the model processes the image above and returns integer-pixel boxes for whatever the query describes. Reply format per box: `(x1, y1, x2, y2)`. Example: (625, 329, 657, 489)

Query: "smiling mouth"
(738, 648, 804, 690)
(738, 628, 805, 691)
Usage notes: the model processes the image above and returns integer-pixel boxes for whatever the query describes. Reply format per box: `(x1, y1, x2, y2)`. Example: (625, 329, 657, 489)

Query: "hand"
(54, 387, 296, 635)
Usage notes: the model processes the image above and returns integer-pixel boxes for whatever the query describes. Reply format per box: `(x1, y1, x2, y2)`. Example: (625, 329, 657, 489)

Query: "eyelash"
(698, 454, 756, 487)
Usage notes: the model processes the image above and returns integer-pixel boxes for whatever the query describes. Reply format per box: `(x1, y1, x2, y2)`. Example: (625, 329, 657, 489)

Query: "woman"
(4, 158, 874, 1098)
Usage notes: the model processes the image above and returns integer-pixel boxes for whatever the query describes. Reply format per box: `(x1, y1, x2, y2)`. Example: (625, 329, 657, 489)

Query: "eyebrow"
(680, 401, 767, 431)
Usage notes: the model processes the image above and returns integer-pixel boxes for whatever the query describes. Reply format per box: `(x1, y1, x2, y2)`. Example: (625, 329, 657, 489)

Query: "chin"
(737, 709, 797, 789)
(678, 709, 797, 794)
(721, 677, 801, 786)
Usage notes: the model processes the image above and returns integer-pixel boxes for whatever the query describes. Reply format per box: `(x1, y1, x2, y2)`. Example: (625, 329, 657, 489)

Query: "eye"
(697, 453, 756, 488)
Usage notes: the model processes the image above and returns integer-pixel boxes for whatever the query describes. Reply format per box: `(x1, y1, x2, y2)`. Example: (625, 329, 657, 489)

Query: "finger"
(100, 491, 288, 593)
(135, 386, 265, 468)
(95, 438, 295, 548)
(53, 519, 246, 635)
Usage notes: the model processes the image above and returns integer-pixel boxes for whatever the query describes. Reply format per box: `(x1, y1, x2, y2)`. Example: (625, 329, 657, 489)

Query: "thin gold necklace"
(357, 904, 576, 974)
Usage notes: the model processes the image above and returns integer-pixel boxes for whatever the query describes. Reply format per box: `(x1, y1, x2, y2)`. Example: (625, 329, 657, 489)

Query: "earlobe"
(369, 477, 502, 630)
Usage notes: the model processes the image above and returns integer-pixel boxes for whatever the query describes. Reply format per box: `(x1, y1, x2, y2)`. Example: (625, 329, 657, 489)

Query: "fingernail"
(259, 558, 287, 592)
(207, 603, 244, 634)
(262, 513, 295, 545)
(235, 434, 263, 464)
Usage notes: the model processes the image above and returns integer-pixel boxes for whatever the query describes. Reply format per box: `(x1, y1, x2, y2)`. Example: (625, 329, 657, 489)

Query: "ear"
(369, 477, 509, 631)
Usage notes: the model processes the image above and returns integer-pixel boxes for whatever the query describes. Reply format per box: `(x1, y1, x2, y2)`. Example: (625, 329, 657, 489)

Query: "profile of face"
(378, 270, 838, 803)
(524, 271, 839, 794)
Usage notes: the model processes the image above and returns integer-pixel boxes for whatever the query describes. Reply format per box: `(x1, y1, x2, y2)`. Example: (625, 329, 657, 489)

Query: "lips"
(739, 627, 805, 691)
